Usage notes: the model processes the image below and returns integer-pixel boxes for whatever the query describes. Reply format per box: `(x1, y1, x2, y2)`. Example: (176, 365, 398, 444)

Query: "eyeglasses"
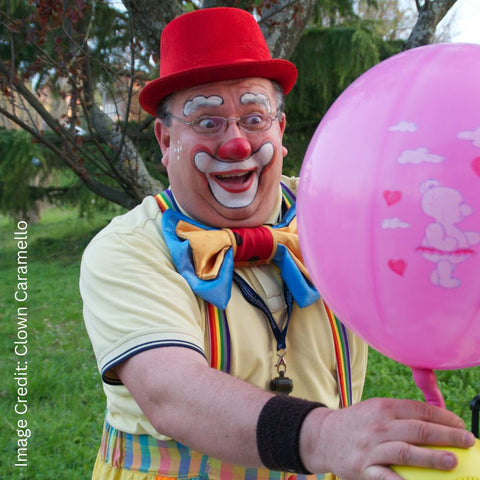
(166, 112, 280, 136)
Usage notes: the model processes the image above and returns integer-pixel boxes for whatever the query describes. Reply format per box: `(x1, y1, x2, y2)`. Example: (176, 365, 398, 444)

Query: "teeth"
(216, 172, 249, 179)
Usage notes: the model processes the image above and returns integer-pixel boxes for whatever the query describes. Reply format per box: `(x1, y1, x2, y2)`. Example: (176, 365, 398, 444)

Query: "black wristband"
(256, 394, 325, 474)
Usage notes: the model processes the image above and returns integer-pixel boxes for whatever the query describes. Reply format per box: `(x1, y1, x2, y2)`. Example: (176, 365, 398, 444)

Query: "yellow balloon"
(392, 439, 480, 479)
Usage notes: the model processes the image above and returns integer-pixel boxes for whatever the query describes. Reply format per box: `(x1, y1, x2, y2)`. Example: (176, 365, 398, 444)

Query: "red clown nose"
(218, 138, 252, 161)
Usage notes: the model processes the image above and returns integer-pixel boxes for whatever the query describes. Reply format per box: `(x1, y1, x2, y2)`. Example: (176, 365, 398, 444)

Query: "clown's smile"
(194, 142, 274, 208)
(212, 168, 256, 192)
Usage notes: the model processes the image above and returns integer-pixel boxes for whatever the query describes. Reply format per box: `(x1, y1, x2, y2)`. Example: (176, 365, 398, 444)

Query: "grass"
(1, 205, 479, 479)
(363, 350, 480, 428)
(0, 206, 120, 480)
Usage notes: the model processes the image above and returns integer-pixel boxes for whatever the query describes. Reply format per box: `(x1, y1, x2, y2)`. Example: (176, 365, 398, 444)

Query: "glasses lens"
(189, 114, 275, 135)
(240, 114, 271, 132)
(192, 117, 226, 134)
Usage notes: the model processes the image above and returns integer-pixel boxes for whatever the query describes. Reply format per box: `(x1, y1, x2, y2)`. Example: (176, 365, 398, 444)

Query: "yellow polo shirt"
(80, 176, 368, 440)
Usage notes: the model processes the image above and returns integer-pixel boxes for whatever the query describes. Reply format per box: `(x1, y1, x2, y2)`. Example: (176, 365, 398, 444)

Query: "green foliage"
(0, 128, 122, 220)
(0, 0, 159, 213)
(282, 25, 402, 175)
(311, 0, 379, 27)
(0, 77, 162, 221)
(0, 0, 135, 92)
(0, 1, 36, 76)
(291, 27, 379, 115)
(0, 129, 53, 218)
(312, 0, 356, 25)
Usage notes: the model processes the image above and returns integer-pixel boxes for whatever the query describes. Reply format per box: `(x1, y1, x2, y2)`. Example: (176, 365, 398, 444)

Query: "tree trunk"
(403, 0, 458, 50)
(87, 104, 163, 201)
(258, 0, 317, 59)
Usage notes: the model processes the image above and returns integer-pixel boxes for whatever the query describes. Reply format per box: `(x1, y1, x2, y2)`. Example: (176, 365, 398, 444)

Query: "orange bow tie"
(161, 206, 319, 309)
(175, 219, 311, 281)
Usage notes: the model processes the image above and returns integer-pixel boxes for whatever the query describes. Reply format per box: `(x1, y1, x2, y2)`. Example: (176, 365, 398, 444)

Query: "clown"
(80, 8, 474, 480)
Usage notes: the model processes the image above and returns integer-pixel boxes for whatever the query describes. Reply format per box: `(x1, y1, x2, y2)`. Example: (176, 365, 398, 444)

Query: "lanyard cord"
(155, 188, 353, 404)
(232, 271, 293, 351)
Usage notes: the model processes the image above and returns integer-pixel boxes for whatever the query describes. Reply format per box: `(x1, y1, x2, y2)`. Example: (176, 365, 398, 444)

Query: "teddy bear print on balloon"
(380, 122, 480, 289)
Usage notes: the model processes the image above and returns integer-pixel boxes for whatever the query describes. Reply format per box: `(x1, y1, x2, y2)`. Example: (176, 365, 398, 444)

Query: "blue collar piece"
(161, 204, 319, 309)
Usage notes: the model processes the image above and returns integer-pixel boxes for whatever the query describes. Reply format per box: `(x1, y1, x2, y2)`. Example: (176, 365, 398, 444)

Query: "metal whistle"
(270, 350, 293, 395)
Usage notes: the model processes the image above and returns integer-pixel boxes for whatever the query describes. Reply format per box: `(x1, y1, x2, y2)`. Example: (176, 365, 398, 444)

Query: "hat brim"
(139, 59, 298, 116)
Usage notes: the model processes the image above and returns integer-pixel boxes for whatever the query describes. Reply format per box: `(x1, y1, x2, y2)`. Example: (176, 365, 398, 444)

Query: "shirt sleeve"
(80, 203, 206, 385)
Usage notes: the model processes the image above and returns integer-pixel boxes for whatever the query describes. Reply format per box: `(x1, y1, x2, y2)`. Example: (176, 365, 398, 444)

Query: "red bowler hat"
(139, 7, 298, 116)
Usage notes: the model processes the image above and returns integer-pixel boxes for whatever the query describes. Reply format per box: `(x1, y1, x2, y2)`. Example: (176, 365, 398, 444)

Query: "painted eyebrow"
(240, 92, 272, 113)
(183, 95, 224, 116)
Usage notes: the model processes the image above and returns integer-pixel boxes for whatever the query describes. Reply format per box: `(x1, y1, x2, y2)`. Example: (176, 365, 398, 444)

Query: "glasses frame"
(166, 111, 281, 136)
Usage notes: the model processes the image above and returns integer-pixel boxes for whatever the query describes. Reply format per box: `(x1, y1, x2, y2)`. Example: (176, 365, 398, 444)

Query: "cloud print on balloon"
(388, 121, 417, 133)
(382, 218, 410, 229)
(398, 147, 444, 165)
(458, 127, 480, 147)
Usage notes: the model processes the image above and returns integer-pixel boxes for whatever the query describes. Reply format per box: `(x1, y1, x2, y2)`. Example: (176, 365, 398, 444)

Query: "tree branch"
(122, 0, 185, 58)
(1, 20, 163, 208)
(0, 103, 134, 208)
(404, 0, 458, 49)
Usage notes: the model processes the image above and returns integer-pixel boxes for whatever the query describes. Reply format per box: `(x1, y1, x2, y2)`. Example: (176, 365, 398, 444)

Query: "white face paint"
(173, 139, 183, 162)
(240, 92, 272, 113)
(194, 142, 275, 208)
(183, 95, 224, 117)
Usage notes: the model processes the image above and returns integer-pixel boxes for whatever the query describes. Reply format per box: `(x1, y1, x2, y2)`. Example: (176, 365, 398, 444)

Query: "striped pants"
(92, 420, 334, 480)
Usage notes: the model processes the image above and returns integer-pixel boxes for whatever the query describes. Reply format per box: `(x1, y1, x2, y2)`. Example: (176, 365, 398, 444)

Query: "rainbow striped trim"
(154, 191, 170, 213)
(154, 189, 178, 212)
(207, 302, 231, 372)
(155, 190, 232, 373)
(323, 302, 352, 408)
(280, 182, 295, 210)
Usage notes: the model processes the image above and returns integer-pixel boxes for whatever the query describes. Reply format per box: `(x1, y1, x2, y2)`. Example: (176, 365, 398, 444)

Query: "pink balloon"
(298, 44, 480, 381)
